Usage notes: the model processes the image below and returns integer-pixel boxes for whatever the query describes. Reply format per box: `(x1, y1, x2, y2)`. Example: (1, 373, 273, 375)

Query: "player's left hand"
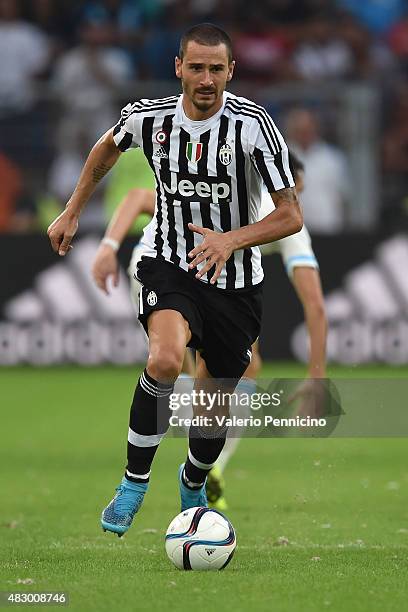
(287, 378, 328, 419)
(188, 223, 235, 284)
(92, 244, 119, 295)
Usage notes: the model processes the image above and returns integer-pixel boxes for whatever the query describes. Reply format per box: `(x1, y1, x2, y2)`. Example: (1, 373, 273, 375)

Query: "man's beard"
(183, 80, 218, 111)
(192, 97, 215, 111)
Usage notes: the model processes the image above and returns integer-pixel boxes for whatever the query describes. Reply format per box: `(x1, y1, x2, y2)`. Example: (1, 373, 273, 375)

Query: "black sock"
(126, 369, 173, 483)
(183, 425, 228, 489)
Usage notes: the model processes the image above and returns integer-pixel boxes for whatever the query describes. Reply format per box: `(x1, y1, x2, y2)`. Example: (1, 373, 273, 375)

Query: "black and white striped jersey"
(113, 91, 294, 290)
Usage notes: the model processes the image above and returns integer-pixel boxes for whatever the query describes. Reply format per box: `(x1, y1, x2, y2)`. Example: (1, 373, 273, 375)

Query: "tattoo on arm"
(271, 187, 298, 206)
(92, 163, 112, 183)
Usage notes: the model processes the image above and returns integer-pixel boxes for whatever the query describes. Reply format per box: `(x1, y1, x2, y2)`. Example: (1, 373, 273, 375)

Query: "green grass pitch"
(1, 363, 407, 612)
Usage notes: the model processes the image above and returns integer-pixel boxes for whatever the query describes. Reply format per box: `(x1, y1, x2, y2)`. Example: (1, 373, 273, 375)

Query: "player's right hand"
(47, 209, 79, 256)
(92, 244, 119, 295)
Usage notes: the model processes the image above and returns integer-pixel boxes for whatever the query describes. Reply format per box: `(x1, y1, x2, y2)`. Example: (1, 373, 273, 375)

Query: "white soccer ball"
(165, 507, 236, 571)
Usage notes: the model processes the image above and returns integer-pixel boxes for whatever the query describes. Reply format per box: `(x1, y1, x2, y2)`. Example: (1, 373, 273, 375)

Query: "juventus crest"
(219, 143, 233, 165)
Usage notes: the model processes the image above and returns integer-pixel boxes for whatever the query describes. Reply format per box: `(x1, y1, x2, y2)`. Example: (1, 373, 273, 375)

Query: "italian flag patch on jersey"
(186, 142, 203, 163)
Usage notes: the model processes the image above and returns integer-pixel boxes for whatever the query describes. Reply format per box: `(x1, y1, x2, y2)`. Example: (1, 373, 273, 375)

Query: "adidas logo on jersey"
(154, 146, 168, 159)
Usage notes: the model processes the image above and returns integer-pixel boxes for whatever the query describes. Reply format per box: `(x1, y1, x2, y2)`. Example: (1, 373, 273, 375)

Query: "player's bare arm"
(292, 267, 327, 379)
(286, 267, 328, 418)
(188, 186, 302, 283)
(92, 189, 155, 294)
(47, 128, 121, 256)
(232, 187, 303, 248)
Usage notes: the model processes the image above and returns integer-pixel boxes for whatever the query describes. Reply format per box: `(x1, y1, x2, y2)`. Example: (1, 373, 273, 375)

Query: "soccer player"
(47, 23, 302, 536)
(92, 153, 327, 510)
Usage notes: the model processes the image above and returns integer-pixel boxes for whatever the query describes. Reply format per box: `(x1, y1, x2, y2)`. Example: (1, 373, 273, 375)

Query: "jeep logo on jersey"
(219, 143, 233, 165)
(162, 172, 231, 204)
(186, 142, 203, 163)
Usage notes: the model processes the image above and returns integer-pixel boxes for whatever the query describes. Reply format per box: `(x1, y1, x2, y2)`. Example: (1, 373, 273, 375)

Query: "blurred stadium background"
(1, 0, 408, 367)
(1, 5, 408, 611)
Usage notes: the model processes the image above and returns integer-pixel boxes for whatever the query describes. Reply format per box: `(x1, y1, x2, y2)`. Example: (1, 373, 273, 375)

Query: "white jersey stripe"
(225, 99, 279, 154)
(226, 98, 281, 153)
(173, 202, 188, 272)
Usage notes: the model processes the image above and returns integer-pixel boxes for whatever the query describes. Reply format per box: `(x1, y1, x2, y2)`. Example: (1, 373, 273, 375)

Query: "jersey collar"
(176, 91, 228, 134)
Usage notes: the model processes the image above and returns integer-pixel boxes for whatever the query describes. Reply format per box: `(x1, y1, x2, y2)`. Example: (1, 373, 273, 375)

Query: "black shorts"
(135, 257, 263, 380)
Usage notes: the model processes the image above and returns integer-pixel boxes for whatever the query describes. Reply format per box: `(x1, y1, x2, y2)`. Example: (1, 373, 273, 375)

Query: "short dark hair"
(179, 23, 233, 63)
(288, 151, 305, 179)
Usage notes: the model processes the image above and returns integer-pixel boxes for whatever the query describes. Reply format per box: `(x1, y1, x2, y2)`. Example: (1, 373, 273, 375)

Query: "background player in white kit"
(92, 151, 326, 510)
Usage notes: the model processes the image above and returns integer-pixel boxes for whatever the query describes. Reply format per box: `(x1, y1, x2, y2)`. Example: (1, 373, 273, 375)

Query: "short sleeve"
(112, 102, 141, 152)
(249, 113, 295, 192)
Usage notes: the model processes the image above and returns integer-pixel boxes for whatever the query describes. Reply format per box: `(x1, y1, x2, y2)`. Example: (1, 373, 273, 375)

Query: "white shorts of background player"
(128, 242, 150, 312)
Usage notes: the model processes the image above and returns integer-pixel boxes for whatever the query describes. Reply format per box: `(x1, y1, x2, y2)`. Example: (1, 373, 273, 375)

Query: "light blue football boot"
(101, 476, 148, 537)
(178, 463, 208, 511)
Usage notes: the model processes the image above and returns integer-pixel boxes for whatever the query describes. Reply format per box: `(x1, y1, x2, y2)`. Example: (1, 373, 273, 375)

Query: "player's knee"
(147, 347, 184, 381)
(251, 347, 262, 376)
(244, 343, 262, 378)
